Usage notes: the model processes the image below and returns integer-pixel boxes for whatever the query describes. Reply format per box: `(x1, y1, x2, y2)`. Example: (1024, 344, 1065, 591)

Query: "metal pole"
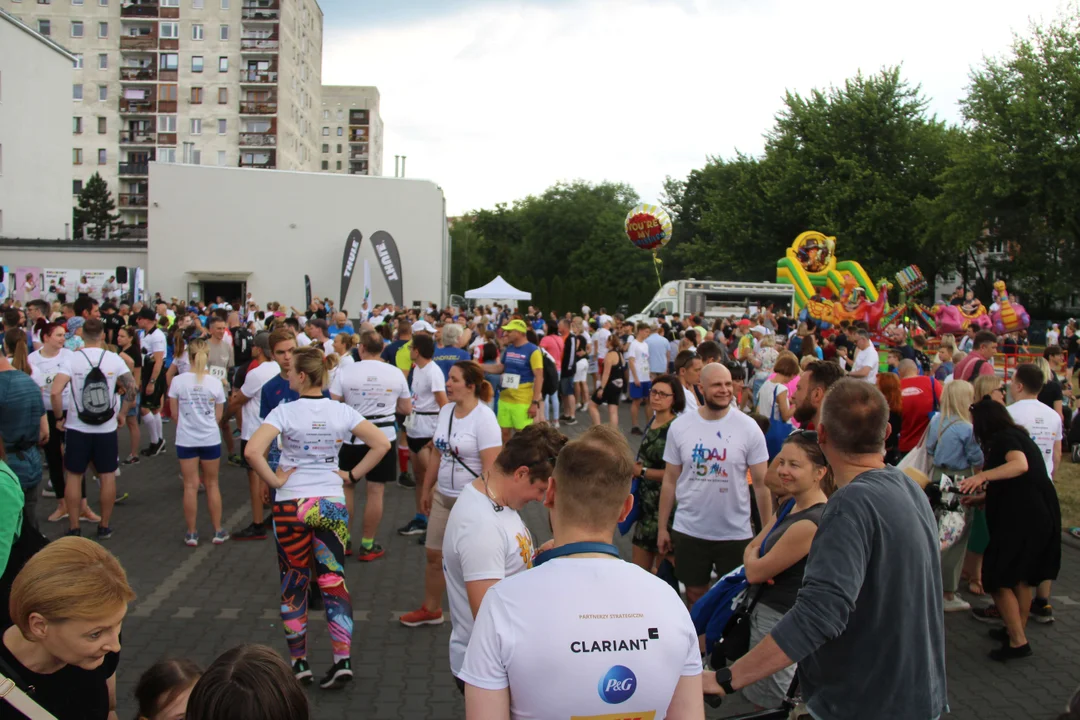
(401, 156, 406, 178)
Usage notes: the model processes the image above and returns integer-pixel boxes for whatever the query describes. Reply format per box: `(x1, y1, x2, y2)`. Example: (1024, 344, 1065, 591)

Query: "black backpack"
(541, 349, 559, 398)
(72, 350, 115, 425)
(233, 326, 253, 366)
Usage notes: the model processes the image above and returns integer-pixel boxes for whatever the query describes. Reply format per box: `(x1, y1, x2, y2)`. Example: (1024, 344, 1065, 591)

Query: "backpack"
(71, 350, 115, 425)
(540, 348, 559, 398)
(233, 326, 253, 366)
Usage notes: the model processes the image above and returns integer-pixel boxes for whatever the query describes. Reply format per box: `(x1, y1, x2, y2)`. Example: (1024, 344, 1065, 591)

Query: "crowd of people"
(0, 288, 1075, 719)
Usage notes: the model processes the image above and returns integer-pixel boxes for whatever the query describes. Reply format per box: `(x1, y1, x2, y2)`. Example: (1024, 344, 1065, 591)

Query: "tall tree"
(74, 173, 124, 241)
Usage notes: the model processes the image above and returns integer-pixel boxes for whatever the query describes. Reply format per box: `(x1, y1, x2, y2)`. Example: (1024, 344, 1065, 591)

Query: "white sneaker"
(943, 596, 971, 613)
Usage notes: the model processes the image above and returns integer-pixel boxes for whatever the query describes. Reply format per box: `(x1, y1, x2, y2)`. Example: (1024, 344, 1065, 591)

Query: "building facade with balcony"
(319, 85, 383, 176)
(0, 9, 77, 239)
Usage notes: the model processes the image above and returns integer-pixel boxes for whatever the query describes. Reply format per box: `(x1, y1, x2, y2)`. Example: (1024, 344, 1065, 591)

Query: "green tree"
(533, 277, 550, 315)
(74, 172, 124, 241)
(549, 276, 565, 316)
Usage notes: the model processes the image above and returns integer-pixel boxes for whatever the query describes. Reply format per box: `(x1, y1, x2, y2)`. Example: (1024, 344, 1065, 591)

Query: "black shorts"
(406, 436, 431, 454)
(64, 429, 119, 475)
(394, 413, 406, 433)
(239, 439, 252, 469)
(339, 440, 396, 484)
(140, 368, 166, 411)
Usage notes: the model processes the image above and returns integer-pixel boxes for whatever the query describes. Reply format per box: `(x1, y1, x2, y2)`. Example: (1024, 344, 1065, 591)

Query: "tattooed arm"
(116, 371, 137, 426)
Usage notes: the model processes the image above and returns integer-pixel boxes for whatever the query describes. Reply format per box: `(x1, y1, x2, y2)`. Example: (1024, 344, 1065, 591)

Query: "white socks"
(146, 413, 162, 443)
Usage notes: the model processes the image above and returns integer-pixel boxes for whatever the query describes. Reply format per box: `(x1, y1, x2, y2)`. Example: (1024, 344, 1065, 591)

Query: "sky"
(321, 0, 1067, 215)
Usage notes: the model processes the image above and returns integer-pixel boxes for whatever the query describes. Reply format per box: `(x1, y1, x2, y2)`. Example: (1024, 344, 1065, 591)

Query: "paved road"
(37, 408, 1079, 719)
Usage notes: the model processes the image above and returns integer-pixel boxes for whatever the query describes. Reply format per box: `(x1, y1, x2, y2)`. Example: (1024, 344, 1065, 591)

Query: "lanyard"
(534, 541, 620, 566)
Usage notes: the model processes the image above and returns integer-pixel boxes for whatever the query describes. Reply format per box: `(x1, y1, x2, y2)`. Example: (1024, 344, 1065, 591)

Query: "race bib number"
(209, 366, 227, 382)
(44, 372, 57, 388)
(501, 373, 521, 390)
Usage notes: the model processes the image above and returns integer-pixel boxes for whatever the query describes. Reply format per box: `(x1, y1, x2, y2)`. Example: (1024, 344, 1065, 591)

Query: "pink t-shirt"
(539, 334, 564, 369)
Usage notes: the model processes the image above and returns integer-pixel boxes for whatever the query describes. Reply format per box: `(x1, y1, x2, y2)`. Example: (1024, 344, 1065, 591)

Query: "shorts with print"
(339, 441, 396, 484)
(671, 530, 749, 588)
(424, 490, 457, 551)
(496, 401, 533, 430)
(631, 479, 674, 554)
(64, 429, 119, 475)
(176, 444, 222, 461)
(629, 381, 652, 400)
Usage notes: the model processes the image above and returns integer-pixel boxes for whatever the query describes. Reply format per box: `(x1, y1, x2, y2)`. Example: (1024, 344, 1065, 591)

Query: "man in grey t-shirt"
(705, 379, 947, 720)
(207, 316, 236, 461)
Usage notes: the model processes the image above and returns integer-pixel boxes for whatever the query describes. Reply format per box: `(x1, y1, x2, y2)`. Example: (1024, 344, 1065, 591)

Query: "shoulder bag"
(0, 654, 59, 720)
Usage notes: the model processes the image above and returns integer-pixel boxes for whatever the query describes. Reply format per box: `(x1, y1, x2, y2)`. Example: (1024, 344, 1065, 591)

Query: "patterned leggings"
(273, 497, 353, 660)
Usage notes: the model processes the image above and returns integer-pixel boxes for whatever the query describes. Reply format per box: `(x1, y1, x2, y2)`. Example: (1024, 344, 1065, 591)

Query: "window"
(98, 85, 108, 101)
(219, 24, 229, 40)
(192, 24, 203, 40)
(73, 117, 83, 134)
(98, 21, 107, 38)
(97, 149, 107, 165)
(336, 161, 342, 170)
(191, 87, 203, 104)
(337, 109, 343, 120)
(321, 127, 329, 136)
(158, 148, 177, 163)
(190, 118, 202, 134)
(73, 149, 83, 165)
(192, 56, 204, 73)
(70, 21, 83, 37)
(322, 110, 329, 119)
(183, 142, 200, 164)
(337, 127, 343, 136)
(220, 0, 228, 7)
(160, 53, 179, 70)
(218, 118, 227, 134)
(218, 88, 228, 104)
(72, 54, 83, 69)
(37, 19, 50, 35)
(160, 22, 178, 39)
(321, 160, 328, 170)
(160, 84, 178, 102)
(337, 144, 342, 153)
(97, 116, 106, 134)
(218, 57, 228, 72)
(98, 53, 107, 69)
(73, 180, 83, 195)
(217, 150, 226, 166)
(158, 115, 177, 132)
(321, 144, 328, 153)
(73, 84, 83, 100)
(72, 0, 83, 4)
(161, 0, 178, 5)
(193, 0, 203, 6)
(99, 0, 106, 5)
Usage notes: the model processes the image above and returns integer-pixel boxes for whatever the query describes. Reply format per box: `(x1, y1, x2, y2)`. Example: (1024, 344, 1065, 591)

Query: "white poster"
(82, 269, 111, 300)
(134, 267, 145, 304)
(44, 269, 80, 302)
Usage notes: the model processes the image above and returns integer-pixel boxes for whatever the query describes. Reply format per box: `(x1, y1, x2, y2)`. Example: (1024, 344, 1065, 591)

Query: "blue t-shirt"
(327, 323, 354, 339)
(645, 334, 670, 374)
(432, 346, 471, 380)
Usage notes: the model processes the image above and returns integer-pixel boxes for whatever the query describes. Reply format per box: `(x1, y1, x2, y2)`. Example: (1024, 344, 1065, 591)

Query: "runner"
(433, 323, 471, 379)
(136, 307, 168, 456)
(330, 330, 411, 561)
(627, 322, 653, 434)
(382, 320, 415, 487)
(481, 319, 543, 442)
(168, 339, 228, 547)
(401, 361, 501, 628)
(459, 425, 703, 718)
(587, 334, 625, 428)
(674, 349, 703, 413)
(442, 422, 565, 691)
(51, 318, 137, 540)
(306, 318, 334, 356)
(398, 334, 447, 539)
(244, 345, 390, 689)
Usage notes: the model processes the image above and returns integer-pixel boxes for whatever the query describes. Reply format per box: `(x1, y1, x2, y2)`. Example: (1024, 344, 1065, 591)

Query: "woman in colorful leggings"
(245, 346, 390, 690)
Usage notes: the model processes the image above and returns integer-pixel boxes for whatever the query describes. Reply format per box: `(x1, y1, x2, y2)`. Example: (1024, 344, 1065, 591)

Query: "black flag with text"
(371, 230, 404, 308)
(340, 230, 362, 310)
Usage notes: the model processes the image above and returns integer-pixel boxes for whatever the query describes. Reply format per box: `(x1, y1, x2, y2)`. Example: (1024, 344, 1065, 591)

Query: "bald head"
(897, 359, 919, 378)
(334, 312, 348, 326)
(700, 362, 734, 412)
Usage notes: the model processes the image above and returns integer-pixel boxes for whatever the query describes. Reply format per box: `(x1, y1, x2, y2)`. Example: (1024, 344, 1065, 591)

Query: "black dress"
(981, 427, 1061, 592)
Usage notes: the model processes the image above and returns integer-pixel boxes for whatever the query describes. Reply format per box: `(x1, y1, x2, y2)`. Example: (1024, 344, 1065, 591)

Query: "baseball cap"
(751, 325, 767, 334)
(737, 318, 751, 327)
(253, 331, 271, 354)
(411, 320, 436, 334)
(136, 307, 156, 322)
(501, 319, 529, 333)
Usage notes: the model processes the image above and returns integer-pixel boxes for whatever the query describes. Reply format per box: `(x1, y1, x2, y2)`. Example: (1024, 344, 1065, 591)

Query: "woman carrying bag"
(756, 353, 799, 460)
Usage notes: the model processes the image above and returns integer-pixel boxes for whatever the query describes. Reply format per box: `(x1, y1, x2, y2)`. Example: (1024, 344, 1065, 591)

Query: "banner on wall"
(44, 269, 79, 300)
(134, 267, 145, 304)
(339, 229, 362, 310)
(82, 270, 110, 298)
(371, 231, 404, 308)
(0, 266, 8, 304)
(13, 267, 44, 302)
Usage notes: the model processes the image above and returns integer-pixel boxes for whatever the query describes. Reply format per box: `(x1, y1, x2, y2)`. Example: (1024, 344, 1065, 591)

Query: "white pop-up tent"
(464, 275, 531, 303)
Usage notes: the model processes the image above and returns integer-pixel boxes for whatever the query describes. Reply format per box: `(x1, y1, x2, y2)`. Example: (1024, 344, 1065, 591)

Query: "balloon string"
(653, 252, 663, 288)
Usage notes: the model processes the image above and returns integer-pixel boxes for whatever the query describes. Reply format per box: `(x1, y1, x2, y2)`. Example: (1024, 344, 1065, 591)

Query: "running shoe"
(343, 540, 352, 556)
(399, 607, 444, 627)
(988, 627, 1009, 643)
(152, 439, 167, 456)
(397, 472, 416, 489)
(989, 643, 1032, 662)
(122, 455, 141, 465)
(232, 428, 241, 437)
(212, 529, 230, 545)
(227, 454, 243, 467)
(319, 659, 353, 690)
(943, 596, 971, 613)
(65, 528, 82, 537)
(561, 415, 577, 425)
(397, 517, 427, 536)
(972, 606, 1002, 623)
(292, 659, 313, 685)
(41, 484, 57, 499)
(417, 533, 426, 546)
(184, 532, 199, 547)
(96, 526, 113, 541)
(162, 416, 170, 424)
(80, 507, 102, 523)
(48, 507, 69, 523)
(356, 543, 385, 562)
(1030, 601, 1055, 624)
(232, 522, 268, 541)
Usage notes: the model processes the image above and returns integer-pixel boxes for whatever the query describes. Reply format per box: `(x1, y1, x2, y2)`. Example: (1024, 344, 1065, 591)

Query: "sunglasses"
(786, 429, 818, 442)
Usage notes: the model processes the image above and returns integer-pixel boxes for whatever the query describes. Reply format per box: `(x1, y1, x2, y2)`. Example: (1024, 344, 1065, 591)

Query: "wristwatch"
(714, 667, 736, 695)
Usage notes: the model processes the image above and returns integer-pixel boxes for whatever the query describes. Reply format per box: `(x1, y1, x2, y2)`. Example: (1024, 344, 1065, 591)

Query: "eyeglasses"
(649, 389, 673, 398)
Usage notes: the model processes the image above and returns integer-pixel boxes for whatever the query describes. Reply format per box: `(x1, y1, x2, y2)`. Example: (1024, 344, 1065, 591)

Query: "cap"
(136, 307, 156, 321)
(253, 331, 271, 354)
(501, 319, 529, 333)
(737, 318, 751, 327)
(751, 325, 767, 334)
(411, 320, 436, 334)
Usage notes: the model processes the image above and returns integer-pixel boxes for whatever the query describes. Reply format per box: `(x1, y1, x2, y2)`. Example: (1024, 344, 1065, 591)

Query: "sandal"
(967, 579, 985, 596)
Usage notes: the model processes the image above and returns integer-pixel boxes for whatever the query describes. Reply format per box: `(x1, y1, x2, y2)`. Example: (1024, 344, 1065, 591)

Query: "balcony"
(158, 69, 178, 82)
(241, 37, 279, 51)
(239, 159, 275, 169)
(121, 0, 158, 17)
(118, 224, 148, 239)
(349, 111, 369, 125)
(158, 100, 177, 113)
(119, 98, 157, 114)
(239, 132, 276, 147)
(239, 100, 277, 114)
(119, 193, 149, 208)
(240, 69, 277, 84)
(349, 130, 368, 142)
(120, 34, 157, 50)
(241, 5, 279, 20)
(119, 66, 156, 82)
(119, 163, 149, 176)
(157, 133, 177, 145)
(119, 130, 156, 145)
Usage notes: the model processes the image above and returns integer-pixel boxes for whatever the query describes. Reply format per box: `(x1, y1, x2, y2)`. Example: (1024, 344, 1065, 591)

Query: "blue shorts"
(176, 444, 223, 461)
(64, 429, 119, 475)
(126, 395, 141, 417)
(629, 381, 652, 400)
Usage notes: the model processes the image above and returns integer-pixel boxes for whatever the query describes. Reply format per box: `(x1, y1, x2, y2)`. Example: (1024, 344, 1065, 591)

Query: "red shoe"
(356, 543, 385, 562)
(399, 606, 443, 627)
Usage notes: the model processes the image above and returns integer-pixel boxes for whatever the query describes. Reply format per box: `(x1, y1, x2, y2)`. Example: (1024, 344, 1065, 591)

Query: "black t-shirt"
(1038, 379, 1064, 410)
(0, 640, 119, 720)
(101, 314, 124, 345)
(776, 317, 790, 336)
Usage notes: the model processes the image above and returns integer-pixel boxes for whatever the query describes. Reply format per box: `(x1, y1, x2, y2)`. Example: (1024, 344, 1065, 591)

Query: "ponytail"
(188, 339, 210, 380)
(4, 330, 31, 377)
(292, 346, 328, 390)
(453, 360, 493, 402)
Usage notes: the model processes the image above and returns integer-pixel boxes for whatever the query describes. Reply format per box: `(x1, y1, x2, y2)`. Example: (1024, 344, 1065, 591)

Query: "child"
(134, 658, 202, 720)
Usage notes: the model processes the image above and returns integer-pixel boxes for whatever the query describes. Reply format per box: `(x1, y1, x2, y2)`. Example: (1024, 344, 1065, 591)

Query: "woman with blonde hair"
(926, 379, 984, 611)
(0, 536, 134, 719)
(168, 338, 228, 547)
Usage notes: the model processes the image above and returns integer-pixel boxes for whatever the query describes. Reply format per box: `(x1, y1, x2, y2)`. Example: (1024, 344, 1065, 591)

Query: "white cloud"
(322, 0, 1066, 215)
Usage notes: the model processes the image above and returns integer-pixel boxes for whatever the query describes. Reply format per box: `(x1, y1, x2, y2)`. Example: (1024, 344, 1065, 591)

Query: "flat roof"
(0, 7, 78, 61)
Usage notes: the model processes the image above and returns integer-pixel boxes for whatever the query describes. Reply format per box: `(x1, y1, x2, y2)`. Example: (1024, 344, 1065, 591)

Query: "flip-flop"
(968, 580, 986, 596)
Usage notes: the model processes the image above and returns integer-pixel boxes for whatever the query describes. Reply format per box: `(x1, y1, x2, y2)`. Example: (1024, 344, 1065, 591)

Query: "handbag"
(763, 385, 794, 460)
(0, 649, 59, 720)
(896, 427, 933, 488)
(617, 417, 655, 535)
(714, 498, 796, 664)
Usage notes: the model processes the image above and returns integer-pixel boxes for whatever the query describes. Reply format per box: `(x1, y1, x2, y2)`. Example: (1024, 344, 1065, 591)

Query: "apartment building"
(0, 9, 76, 239)
(319, 84, 383, 177)
(0, 0, 324, 239)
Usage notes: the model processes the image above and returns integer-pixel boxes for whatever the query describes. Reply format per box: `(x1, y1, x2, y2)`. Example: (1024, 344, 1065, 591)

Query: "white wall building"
(0, 9, 76, 239)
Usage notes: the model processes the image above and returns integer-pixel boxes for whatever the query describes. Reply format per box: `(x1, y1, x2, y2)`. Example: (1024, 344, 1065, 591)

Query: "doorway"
(201, 281, 245, 307)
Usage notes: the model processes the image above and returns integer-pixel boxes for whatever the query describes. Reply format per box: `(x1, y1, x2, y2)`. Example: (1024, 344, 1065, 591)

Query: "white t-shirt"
(338, 353, 355, 368)
(852, 344, 879, 384)
(322, 339, 334, 356)
(408, 361, 446, 439)
(432, 402, 502, 498)
(58, 347, 129, 434)
(1008, 398, 1063, 476)
(264, 397, 364, 501)
(173, 353, 191, 376)
(755, 379, 787, 421)
(662, 408, 769, 541)
(460, 558, 701, 719)
(295, 332, 313, 348)
(77, 282, 92, 295)
(626, 339, 651, 384)
(141, 328, 167, 368)
(682, 384, 699, 414)
(1047, 330, 1060, 347)
(593, 328, 611, 357)
(443, 483, 533, 676)
(168, 372, 227, 447)
(28, 348, 72, 409)
(239, 360, 280, 441)
(330, 359, 410, 442)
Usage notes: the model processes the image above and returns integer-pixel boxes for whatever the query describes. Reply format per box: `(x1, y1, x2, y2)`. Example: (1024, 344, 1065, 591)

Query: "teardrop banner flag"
(304, 274, 312, 309)
(340, 229, 363, 310)
(370, 230, 404, 308)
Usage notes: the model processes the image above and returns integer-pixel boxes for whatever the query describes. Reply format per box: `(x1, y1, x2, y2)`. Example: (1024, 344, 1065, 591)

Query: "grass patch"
(1055, 460, 1080, 529)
